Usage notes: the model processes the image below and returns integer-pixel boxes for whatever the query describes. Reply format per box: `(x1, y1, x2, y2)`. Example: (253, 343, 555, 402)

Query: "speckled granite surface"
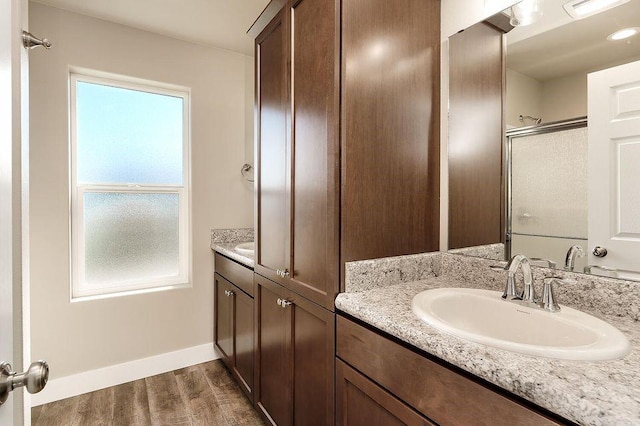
(210, 228, 254, 245)
(344, 252, 440, 292)
(213, 243, 254, 268)
(448, 242, 505, 261)
(210, 228, 254, 268)
(337, 252, 640, 426)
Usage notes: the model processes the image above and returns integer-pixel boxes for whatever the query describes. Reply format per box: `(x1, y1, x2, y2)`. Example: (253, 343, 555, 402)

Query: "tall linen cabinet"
(249, 0, 440, 424)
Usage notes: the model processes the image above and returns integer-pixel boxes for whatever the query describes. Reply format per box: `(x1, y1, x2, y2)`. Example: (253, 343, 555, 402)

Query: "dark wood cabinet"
(288, 0, 340, 310)
(214, 255, 255, 402)
(336, 315, 565, 426)
(255, 274, 335, 426)
(254, 0, 441, 307)
(254, 0, 340, 311)
(340, 0, 441, 267)
(448, 21, 506, 249)
(250, 0, 442, 424)
(336, 359, 435, 426)
(255, 7, 290, 282)
(214, 274, 234, 361)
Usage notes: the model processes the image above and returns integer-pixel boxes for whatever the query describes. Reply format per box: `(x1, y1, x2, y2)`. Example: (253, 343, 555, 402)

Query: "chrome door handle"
(0, 360, 49, 405)
(224, 290, 234, 297)
(276, 298, 292, 308)
(276, 269, 290, 278)
(592, 246, 608, 257)
(280, 299, 292, 308)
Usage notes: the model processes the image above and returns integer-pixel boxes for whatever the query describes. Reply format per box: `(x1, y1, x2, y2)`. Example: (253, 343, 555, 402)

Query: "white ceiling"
(506, 0, 640, 81)
(32, 0, 271, 56)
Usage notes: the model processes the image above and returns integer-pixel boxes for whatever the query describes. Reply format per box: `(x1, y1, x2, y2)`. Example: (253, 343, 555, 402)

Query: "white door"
(1, 0, 33, 424)
(588, 59, 640, 280)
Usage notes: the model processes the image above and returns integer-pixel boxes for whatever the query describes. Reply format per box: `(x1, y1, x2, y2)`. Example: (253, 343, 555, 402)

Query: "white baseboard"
(31, 343, 221, 406)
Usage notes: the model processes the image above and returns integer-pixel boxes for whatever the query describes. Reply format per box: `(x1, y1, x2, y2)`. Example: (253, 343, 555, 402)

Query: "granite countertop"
(210, 228, 255, 269)
(212, 242, 254, 269)
(336, 254, 640, 426)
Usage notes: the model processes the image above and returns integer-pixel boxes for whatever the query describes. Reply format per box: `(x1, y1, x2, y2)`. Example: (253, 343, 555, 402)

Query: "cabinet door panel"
(257, 9, 290, 277)
(292, 295, 335, 426)
(336, 360, 434, 426)
(341, 0, 441, 265)
(234, 288, 254, 399)
(289, 0, 339, 309)
(214, 274, 234, 365)
(255, 275, 293, 426)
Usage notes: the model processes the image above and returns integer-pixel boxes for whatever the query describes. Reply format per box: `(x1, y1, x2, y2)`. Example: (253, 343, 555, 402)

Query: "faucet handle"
(540, 277, 576, 312)
(489, 265, 521, 300)
(530, 258, 557, 269)
(502, 272, 522, 300)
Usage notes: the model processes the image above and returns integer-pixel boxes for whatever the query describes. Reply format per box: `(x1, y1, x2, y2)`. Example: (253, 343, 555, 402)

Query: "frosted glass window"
(83, 192, 179, 287)
(70, 71, 190, 299)
(76, 82, 184, 185)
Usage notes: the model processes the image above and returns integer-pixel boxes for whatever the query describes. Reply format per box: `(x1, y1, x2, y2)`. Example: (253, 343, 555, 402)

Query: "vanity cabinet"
(254, 274, 335, 426)
(214, 253, 255, 402)
(336, 360, 435, 426)
(336, 315, 566, 426)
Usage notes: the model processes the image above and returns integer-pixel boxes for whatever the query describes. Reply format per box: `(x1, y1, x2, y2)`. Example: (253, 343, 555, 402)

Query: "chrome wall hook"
(241, 163, 254, 182)
(22, 31, 52, 50)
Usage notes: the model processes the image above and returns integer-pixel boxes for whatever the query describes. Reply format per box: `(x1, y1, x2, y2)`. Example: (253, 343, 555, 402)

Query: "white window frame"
(69, 69, 191, 300)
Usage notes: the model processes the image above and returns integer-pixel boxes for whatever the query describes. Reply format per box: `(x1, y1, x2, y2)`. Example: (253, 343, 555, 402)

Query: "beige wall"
(506, 68, 543, 128)
(541, 72, 588, 123)
(29, 3, 253, 379)
(244, 55, 255, 166)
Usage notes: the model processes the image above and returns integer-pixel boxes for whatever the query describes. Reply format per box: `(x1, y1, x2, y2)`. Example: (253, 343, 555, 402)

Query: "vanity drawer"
(336, 315, 564, 426)
(214, 252, 254, 296)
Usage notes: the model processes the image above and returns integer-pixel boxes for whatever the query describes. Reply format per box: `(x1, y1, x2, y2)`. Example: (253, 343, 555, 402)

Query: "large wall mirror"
(448, 0, 640, 281)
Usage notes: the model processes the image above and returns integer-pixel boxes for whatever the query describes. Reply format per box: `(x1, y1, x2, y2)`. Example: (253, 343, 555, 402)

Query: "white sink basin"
(234, 242, 255, 255)
(411, 288, 631, 361)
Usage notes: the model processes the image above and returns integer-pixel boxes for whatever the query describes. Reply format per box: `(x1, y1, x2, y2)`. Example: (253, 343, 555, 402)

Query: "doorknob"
(0, 360, 49, 406)
(22, 31, 52, 50)
(592, 246, 608, 258)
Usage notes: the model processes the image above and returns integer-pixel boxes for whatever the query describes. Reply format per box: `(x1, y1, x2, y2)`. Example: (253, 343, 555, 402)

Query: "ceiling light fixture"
(607, 27, 640, 41)
(510, 0, 543, 27)
(563, 0, 630, 20)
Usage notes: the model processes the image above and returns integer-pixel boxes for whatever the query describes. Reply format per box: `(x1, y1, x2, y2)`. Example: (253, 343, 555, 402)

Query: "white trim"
(31, 344, 221, 407)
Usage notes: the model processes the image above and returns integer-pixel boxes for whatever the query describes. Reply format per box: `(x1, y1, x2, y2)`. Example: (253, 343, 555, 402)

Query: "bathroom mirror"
(447, 0, 640, 281)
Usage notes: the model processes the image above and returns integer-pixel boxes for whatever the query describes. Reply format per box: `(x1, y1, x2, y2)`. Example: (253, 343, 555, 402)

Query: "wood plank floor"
(31, 360, 265, 426)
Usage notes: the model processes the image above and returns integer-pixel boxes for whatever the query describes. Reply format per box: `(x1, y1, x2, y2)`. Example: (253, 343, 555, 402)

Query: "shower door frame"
(504, 117, 588, 260)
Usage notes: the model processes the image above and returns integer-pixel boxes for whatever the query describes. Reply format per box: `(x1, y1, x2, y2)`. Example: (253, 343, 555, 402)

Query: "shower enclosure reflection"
(506, 119, 588, 273)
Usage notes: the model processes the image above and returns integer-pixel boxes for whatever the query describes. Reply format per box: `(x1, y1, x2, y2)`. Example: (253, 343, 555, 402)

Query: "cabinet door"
(255, 274, 293, 426)
(288, 0, 339, 309)
(214, 273, 234, 366)
(336, 360, 434, 426)
(256, 7, 290, 282)
(291, 293, 335, 426)
(341, 0, 441, 266)
(234, 287, 254, 400)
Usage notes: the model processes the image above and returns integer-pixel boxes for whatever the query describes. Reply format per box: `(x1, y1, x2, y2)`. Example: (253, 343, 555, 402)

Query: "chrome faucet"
(502, 254, 535, 303)
(564, 245, 585, 271)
